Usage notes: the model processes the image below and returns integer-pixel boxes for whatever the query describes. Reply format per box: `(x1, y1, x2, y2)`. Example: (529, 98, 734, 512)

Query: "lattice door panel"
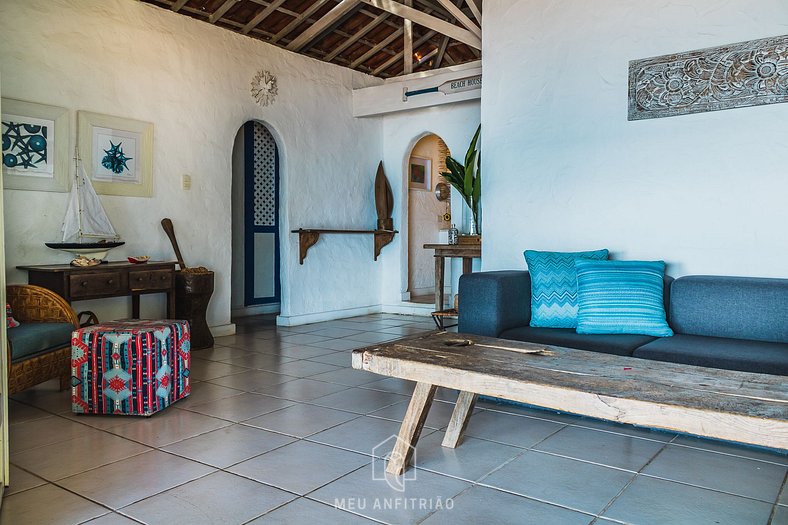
(253, 123, 276, 227)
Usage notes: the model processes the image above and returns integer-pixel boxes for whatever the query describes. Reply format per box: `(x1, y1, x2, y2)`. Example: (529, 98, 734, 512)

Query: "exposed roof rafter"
(435, 0, 480, 38)
(241, 0, 287, 34)
(286, 0, 362, 52)
(142, 0, 480, 78)
(465, 0, 481, 24)
(358, 0, 481, 50)
(209, 0, 239, 24)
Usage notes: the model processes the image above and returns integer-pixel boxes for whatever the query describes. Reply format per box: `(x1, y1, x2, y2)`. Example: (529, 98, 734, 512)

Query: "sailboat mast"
(75, 147, 84, 241)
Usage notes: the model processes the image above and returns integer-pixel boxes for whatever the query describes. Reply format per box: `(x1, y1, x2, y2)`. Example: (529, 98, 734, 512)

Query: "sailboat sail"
(61, 163, 117, 242)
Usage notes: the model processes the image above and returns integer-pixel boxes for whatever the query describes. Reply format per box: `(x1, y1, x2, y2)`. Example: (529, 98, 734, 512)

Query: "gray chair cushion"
(633, 334, 788, 375)
(7, 322, 74, 362)
(499, 326, 656, 356)
(669, 276, 788, 343)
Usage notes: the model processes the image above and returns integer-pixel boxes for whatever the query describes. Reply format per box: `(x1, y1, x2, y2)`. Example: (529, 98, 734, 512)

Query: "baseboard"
(209, 323, 236, 337)
(276, 305, 382, 326)
(381, 302, 433, 316)
(232, 303, 280, 317)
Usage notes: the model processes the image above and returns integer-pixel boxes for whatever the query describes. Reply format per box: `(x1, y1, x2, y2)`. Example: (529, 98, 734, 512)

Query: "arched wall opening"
(404, 134, 453, 305)
(231, 120, 283, 318)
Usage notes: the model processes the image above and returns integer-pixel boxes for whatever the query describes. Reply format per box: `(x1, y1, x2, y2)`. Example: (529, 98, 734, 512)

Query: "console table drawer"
(130, 269, 173, 292)
(69, 272, 123, 298)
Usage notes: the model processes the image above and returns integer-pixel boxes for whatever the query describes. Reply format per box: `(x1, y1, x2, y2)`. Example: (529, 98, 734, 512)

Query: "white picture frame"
(78, 111, 153, 197)
(1, 99, 70, 192)
(409, 156, 431, 191)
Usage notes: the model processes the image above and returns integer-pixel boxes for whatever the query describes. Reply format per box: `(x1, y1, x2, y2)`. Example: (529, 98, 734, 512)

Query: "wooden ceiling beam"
(358, 0, 481, 50)
(209, 0, 238, 24)
(324, 11, 390, 61)
(434, 0, 464, 69)
(373, 29, 436, 75)
(435, 0, 480, 37)
(241, 0, 287, 34)
(403, 0, 413, 75)
(171, 0, 188, 12)
(433, 35, 449, 68)
(465, 0, 481, 24)
(351, 27, 403, 68)
(287, 0, 362, 52)
(270, 0, 331, 44)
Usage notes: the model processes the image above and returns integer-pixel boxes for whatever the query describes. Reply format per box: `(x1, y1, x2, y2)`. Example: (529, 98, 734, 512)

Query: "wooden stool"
(431, 295, 458, 330)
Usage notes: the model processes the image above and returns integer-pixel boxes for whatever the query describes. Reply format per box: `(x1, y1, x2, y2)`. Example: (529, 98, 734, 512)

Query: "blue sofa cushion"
(633, 334, 788, 375)
(499, 326, 656, 356)
(524, 249, 609, 328)
(576, 260, 673, 337)
(458, 271, 532, 337)
(7, 322, 74, 362)
(670, 276, 788, 343)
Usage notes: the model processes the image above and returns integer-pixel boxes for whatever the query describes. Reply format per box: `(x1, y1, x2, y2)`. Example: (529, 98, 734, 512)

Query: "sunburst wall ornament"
(251, 70, 278, 107)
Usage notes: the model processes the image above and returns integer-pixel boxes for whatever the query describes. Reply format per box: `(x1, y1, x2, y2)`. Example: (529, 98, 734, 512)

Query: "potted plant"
(442, 124, 481, 234)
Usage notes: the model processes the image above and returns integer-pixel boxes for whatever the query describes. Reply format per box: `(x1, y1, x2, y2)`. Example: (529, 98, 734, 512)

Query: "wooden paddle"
(161, 218, 187, 270)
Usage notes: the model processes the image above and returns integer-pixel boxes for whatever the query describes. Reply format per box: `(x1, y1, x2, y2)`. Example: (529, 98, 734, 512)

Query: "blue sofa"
(458, 271, 788, 376)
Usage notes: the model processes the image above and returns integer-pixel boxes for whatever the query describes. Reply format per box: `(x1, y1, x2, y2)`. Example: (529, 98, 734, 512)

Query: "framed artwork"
(409, 156, 431, 191)
(78, 111, 153, 197)
(2, 99, 70, 192)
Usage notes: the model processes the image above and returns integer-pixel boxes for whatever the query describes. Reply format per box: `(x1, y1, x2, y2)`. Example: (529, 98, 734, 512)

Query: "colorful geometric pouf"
(71, 319, 191, 416)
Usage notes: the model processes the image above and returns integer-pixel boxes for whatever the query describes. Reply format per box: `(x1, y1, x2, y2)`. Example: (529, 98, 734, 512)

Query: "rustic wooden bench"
(352, 332, 788, 475)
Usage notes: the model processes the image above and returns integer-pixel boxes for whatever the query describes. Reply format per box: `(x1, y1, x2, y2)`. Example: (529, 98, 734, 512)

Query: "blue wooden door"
(244, 121, 280, 306)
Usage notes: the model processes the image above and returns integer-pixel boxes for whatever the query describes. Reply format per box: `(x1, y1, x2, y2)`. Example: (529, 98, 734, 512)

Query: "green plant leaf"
(472, 152, 481, 209)
(463, 151, 477, 196)
(465, 124, 481, 168)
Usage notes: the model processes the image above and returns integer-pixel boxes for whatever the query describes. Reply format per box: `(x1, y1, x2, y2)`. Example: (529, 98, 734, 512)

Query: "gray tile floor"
(3, 313, 787, 524)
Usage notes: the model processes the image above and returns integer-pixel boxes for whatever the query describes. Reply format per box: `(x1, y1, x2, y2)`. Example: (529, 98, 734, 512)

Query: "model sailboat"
(45, 149, 124, 261)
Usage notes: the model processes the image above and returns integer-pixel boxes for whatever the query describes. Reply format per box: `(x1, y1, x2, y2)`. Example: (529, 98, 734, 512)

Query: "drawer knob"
(161, 275, 167, 280)
(81, 281, 88, 287)
(137, 277, 143, 281)
(107, 279, 114, 284)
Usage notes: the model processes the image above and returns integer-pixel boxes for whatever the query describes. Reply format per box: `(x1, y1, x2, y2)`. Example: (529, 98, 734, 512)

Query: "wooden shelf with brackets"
(291, 229, 398, 264)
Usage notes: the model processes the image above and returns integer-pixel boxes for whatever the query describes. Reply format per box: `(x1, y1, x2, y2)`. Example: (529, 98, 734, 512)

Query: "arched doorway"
(231, 121, 281, 317)
(406, 134, 452, 305)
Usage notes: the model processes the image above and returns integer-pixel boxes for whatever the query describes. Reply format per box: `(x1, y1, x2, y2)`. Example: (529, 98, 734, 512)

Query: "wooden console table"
(292, 229, 397, 264)
(17, 261, 176, 318)
(423, 243, 481, 312)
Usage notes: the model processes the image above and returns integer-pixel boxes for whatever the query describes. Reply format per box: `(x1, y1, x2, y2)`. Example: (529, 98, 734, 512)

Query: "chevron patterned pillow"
(525, 249, 609, 328)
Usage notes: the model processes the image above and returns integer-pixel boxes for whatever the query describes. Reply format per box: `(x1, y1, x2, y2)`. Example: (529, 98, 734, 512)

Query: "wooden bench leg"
(442, 391, 478, 448)
(386, 382, 437, 476)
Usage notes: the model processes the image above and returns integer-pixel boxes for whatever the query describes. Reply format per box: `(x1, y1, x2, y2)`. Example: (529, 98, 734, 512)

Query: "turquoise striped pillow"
(575, 260, 673, 337)
(525, 249, 609, 328)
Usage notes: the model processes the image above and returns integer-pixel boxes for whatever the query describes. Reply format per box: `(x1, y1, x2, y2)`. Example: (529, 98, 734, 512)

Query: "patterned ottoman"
(71, 319, 191, 416)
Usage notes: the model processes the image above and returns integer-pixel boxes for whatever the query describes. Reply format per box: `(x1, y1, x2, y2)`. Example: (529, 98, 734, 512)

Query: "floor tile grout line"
(301, 494, 390, 525)
(637, 471, 787, 506)
(471, 478, 601, 520)
(55, 468, 218, 516)
(591, 435, 674, 521)
(666, 441, 788, 467)
(766, 471, 788, 525)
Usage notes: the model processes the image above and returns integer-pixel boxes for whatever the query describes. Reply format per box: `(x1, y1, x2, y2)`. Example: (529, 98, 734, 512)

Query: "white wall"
(0, 0, 382, 329)
(379, 100, 481, 308)
(482, 0, 788, 277)
(230, 126, 245, 311)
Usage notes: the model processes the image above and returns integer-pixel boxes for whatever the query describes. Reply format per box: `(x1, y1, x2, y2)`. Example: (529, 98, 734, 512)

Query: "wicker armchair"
(6, 285, 79, 394)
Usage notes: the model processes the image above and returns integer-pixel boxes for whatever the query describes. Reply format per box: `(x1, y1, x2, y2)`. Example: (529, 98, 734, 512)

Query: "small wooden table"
(423, 243, 481, 313)
(18, 261, 177, 319)
(352, 332, 788, 475)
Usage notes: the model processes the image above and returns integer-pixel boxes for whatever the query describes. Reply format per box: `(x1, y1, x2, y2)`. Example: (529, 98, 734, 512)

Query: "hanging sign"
(403, 74, 482, 101)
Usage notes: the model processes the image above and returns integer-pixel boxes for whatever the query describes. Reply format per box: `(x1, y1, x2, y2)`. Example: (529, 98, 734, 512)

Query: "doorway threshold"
(382, 301, 434, 316)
